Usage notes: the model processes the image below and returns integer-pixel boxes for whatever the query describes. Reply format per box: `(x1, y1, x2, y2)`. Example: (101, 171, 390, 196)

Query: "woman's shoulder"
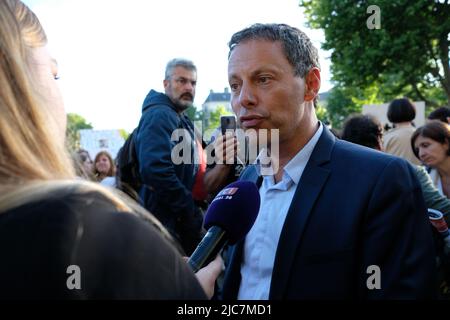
(0, 183, 206, 299)
(0, 184, 159, 246)
(1, 187, 111, 221)
(0, 186, 122, 263)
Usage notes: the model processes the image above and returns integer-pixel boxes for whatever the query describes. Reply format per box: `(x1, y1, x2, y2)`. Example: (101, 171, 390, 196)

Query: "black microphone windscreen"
(203, 180, 260, 244)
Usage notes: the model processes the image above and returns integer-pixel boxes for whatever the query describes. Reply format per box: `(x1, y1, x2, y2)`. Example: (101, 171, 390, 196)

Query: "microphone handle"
(187, 226, 228, 272)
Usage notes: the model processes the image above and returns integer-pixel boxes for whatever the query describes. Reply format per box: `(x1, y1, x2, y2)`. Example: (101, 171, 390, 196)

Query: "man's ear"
(304, 67, 321, 102)
(163, 79, 169, 90)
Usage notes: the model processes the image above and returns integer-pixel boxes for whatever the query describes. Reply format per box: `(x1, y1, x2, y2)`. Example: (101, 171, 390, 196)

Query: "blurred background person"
(412, 121, 450, 198)
(77, 149, 94, 176)
(72, 149, 94, 181)
(93, 150, 115, 183)
(0, 0, 221, 299)
(341, 114, 384, 150)
(384, 97, 421, 165)
(411, 120, 450, 299)
(71, 152, 91, 180)
(342, 114, 450, 217)
(428, 106, 450, 124)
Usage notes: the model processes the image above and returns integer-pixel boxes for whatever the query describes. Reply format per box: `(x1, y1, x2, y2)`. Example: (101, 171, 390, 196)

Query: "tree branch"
(438, 35, 450, 102)
(411, 82, 438, 108)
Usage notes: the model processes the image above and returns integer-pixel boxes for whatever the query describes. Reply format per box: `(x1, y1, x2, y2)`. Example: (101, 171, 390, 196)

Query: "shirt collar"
(255, 122, 323, 185)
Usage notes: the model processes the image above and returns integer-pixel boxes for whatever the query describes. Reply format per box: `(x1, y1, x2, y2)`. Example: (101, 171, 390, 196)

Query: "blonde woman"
(0, 0, 221, 299)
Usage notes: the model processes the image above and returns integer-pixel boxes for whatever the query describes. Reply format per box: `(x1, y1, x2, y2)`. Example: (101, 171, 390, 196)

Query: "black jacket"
(135, 90, 204, 255)
(0, 189, 206, 299)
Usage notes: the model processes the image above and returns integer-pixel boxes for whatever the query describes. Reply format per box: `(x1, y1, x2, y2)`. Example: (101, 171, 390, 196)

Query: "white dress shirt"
(238, 123, 323, 300)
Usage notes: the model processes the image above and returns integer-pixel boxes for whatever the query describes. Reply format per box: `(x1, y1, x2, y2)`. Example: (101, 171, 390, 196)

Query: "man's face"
(228, 40, 309, 145)
(164, 66, 197, 111)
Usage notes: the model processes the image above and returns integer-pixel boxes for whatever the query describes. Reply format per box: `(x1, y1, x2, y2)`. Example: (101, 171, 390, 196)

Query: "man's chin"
(175, 100, 193, 111)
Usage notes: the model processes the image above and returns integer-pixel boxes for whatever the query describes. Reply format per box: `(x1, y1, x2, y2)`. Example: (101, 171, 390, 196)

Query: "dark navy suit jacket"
(222, 125, 436, 299)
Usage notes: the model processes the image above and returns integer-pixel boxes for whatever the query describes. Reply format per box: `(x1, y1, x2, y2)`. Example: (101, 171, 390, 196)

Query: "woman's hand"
(193, 255, 224, 299)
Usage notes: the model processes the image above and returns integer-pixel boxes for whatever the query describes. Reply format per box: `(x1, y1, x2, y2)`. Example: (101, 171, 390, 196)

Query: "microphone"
(187, 180, 260, 272)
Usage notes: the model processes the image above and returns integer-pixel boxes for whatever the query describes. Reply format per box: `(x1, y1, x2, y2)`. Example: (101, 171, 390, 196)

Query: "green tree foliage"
(185, 105, 204, 124)
(66, 113, 93, 152)
(315, 102, 330, 123)
(203, 105, 233, 141)
(185, 106, 204, 139)
(326, 84, 385, 129)
(301, 0, 450, 123)
(323, 87, 355, 128)
(207, 105, 233, 131)
(118, 129, 130, 140)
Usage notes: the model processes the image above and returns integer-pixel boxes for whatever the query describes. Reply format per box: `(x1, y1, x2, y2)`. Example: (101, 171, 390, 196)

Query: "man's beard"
(174, 93, 194, 111)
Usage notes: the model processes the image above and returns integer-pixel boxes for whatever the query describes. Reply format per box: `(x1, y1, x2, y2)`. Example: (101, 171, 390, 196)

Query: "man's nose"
(238, 83, 256, 109)
(184, 81, 195, 92)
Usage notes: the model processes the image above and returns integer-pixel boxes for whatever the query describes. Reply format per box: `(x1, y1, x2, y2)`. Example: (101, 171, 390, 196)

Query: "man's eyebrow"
(250, 67, 282, 77)
(229, 67, 283, 80)
(177, 76, 196, 81)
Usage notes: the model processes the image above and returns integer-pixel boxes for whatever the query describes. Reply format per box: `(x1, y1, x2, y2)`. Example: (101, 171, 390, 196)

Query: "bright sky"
(23, 0, 332, 132)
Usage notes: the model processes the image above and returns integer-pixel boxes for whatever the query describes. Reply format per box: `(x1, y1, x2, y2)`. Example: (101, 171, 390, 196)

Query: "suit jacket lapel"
(269, 126, 335, 299)
(223, 126, 335, 300)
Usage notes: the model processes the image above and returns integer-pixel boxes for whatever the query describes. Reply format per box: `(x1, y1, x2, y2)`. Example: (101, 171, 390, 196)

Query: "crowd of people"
(1, 0, 450, 300)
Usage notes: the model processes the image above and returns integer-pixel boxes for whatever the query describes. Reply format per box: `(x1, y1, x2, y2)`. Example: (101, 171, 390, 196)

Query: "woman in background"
(71, 152, 91, 180)
(93, 150, 115, 182)
(77, 149, 94, 179)
(412, 121, 450, 198)
(384, 98, 421, 165)
(0, 0, 221, 299)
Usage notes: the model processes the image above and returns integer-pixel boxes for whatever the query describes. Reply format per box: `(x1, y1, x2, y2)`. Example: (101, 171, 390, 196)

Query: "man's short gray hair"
(165, 58, 197, 80)
(228, 23, 320, 78)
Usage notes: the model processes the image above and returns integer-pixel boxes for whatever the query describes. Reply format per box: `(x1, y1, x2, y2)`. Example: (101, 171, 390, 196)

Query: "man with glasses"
(135, 58, 205, 255)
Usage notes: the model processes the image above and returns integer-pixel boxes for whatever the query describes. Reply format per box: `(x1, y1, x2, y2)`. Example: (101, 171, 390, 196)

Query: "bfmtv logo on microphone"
(214, 187, 239, 201)
(217, 187, 238, 197)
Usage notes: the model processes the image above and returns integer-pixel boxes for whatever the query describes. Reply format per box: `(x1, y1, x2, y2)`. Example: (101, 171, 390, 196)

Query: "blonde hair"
(0, 0, 175, 246)
(0, 0, 73, 185)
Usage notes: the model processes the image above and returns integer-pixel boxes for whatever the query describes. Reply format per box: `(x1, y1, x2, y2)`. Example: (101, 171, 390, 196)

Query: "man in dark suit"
(221, 23, 436, 299)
